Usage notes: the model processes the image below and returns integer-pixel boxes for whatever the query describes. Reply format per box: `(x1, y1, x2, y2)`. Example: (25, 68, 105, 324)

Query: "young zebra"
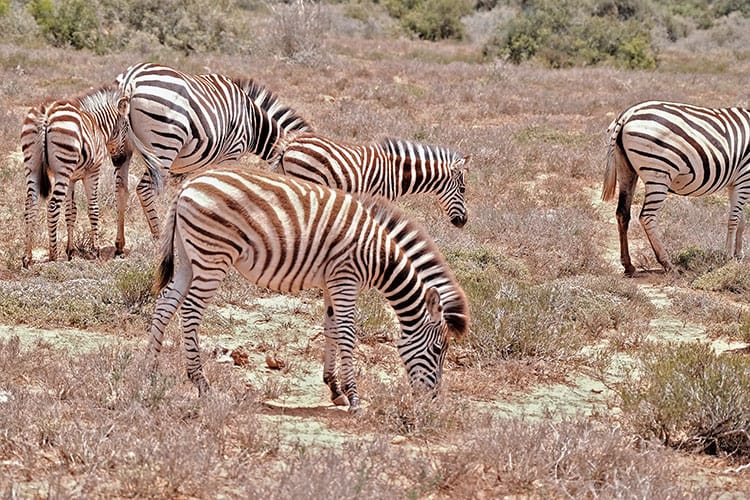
(271, 134, 470, 227)
(116, 62, 311, 238)
(147, 167, 469, 412)
(21, 85, 135, 268)
(603, 100, 750, 275)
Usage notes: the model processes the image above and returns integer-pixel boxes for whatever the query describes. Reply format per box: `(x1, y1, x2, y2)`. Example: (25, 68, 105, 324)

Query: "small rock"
(230, 346, 250, 367)
(265, 353, 286, 370)
(391, 435, 407, 445)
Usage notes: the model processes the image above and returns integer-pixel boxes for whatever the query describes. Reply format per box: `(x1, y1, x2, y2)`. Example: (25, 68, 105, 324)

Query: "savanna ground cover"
(2, 1, 750, 497)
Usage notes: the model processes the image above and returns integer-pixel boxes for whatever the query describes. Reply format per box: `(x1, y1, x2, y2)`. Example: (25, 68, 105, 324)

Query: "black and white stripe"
(602, 100, 750, 275)
(147, 167, 469, 412)
(272, 134, 470, 227)
(21, 84, 133, 267)
(116, 62, 311, 238)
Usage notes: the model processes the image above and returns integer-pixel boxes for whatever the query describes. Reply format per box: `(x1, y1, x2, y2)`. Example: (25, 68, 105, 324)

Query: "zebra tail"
(117, 89, 165, 194)
(38, 116, 52, 200)
(601, 117, 622, 202)
(153, 197, 177, 294)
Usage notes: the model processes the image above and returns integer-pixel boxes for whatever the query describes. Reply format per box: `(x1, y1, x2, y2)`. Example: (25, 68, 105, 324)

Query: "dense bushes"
(384, 0, 473, 40)
(483, 0, 657, 69)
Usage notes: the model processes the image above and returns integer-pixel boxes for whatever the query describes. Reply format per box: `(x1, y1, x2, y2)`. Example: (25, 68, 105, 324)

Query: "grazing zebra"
(602, 100, 750, 275)
(116, 62, 311, 237)
(271, 134, 470, 227)
(21, 85, 135, 268)
(147, 167, 469, 412)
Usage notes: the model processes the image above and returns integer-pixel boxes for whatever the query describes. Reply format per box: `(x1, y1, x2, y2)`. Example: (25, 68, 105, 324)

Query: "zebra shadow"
(261, 402, 348, 418)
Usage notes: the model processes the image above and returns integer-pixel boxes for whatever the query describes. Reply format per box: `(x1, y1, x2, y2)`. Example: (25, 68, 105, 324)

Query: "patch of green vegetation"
(483, 0, 657, 69)
(383, 0, 473, 40)
(692, 260, 750, 296)
(619, 341, 750, 456)
(671, 245, 726, 275)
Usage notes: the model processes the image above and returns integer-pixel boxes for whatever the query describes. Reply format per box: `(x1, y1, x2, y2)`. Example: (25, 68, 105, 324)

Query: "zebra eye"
(431, 342, 443, 356)
(458, 186, 466, 194)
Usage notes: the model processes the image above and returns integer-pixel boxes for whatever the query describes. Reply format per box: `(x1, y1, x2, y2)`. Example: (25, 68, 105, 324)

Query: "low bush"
(483, 0, 657, 69)
(384, 0, 473, 40)
(619, 341, 750, 456)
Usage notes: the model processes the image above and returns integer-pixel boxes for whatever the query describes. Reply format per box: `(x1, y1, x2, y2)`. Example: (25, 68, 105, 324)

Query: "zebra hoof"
(331, 394, 349, 406)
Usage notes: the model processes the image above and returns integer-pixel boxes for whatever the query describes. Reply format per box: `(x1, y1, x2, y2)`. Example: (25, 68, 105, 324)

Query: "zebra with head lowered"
(271, 134, 470, 227)
(147, 167, 469, 412)
(21, 84, 134, 267)
(602, 100, 750, 276)
(115, 62, 311, 238)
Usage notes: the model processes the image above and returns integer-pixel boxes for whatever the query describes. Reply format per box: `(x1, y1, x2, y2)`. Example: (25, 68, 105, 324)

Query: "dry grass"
(3, 5, 750, 497)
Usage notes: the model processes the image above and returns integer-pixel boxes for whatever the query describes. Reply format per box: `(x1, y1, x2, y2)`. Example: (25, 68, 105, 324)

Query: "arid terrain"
(3, 4, 750, 498)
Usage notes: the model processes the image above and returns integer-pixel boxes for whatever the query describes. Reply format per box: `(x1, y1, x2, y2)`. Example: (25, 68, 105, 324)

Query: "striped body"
(116, 63, 310, 238)
(274, 134, 470, 227)
(148, 167, 469, 411)
(21, 85, 132, 267)
(603, 101, 750, 274)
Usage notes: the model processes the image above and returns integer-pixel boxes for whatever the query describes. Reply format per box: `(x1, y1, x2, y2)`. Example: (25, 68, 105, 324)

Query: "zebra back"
(230, 76, 311, 135)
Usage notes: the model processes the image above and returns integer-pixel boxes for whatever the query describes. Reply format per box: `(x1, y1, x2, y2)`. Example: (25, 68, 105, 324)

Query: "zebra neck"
(247, 103, 282, 160)
(385, 152, 450, 197)
(369, 242, 433, 334)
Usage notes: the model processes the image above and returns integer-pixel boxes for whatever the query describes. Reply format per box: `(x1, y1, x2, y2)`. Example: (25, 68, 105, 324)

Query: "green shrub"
(28, 0, 100, 50)
(0, 0, 9, 16)
(693, 261, 750, 296)
(384, 0, 473, 40)
(115, 262, 155, 313)
(619, 342, 750, 456)
(484, 0, 657, 69)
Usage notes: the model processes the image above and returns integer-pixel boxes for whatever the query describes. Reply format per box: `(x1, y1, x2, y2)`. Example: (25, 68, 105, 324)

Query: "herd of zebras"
(19, 61, 750, 412)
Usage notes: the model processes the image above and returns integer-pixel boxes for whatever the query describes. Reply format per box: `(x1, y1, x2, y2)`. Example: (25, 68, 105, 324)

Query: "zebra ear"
(457, 155, 471, 172)
(425, 287, 444, 322)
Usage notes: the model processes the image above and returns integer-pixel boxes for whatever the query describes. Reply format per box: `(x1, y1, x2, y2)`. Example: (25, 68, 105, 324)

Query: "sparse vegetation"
(619, 341, 750, 457)
(2, 0, 750, 496)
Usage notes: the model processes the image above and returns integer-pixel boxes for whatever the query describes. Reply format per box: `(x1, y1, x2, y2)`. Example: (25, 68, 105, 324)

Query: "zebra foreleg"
(82, 170, 101, 260)
(180, 272, 226, 397)
(135, 169, 161, 239)
(322, 297, 348, 406)
(726, 185, 747, 260)
(327, 288, 360, 413)
(113, 150, 132, 256)
(639, 182, 672, 272)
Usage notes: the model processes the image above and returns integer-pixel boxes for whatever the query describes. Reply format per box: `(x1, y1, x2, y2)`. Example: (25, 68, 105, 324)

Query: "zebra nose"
(451, 215, 467, 228)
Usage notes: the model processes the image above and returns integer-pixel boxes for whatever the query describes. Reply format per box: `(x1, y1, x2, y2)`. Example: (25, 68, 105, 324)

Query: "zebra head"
(399, 287, 451, 396)
(438, 155, 470, 228)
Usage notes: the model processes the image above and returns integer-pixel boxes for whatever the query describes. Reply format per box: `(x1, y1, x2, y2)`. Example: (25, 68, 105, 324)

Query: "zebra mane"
(377, 137, 464, 166)
(73, 83, 120, 114)
(230, 76, 312, 134)
(360, 195, 469, 339)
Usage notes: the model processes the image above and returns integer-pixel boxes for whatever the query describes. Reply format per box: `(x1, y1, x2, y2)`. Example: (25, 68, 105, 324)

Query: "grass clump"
(619, 341, 750, 457)
(692, 260, 750, 297)
(672, 245, 727, 276)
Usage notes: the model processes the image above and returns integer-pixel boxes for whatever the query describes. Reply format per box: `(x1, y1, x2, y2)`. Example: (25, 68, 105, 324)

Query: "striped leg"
(82, 169, 101, 259)
(639, 178, 672, 272)
(322, 292, 347, 406)
(47, 177, 71, 262)
(327, 282, 360, 412)
(726, 184, 748, 259)
(64, 180, 78, 260)
(113, 152, 132, 256)
(180, 271, 226, 396)
(136, 169, 161, 239)
(615, 163, 639, 276)
(23, 183, 40, 268)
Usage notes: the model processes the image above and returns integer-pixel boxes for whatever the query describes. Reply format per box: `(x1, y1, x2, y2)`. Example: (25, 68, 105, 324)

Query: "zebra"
(602, 100, 750, 275)
(115, 62, 311, 238)
(147, 167, 469, 412)
(270, 134, 470, 227)
(21, 84, 135, 268)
